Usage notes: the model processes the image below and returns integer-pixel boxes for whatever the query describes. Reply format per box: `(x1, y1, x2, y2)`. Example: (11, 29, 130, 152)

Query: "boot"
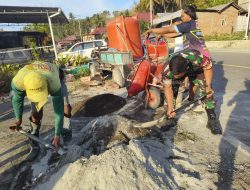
(206, 109, 222, 135)
(26, 118, 41, 162)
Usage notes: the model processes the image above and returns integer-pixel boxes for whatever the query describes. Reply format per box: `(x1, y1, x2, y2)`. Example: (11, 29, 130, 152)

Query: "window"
(221, 17, 227, 27)
(72, 44, 83, 52)
(83, 42, 94, 49)
(95, 41, 103, 47)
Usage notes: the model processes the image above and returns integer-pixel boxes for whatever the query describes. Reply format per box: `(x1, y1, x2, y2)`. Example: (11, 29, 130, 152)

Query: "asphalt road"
(211, 49, 250, 67)
(211, 49, 250, 154)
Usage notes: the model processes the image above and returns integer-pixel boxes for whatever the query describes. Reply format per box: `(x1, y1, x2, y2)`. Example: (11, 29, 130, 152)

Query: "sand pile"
(35, 111, 214, 190)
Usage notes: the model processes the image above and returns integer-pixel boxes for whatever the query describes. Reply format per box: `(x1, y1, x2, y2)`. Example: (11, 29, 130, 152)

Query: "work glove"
(64, 104, 72, 118)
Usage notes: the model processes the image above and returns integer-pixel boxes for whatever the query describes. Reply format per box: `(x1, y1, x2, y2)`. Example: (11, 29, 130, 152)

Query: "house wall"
(238, 0, 250, 10)
(197, 6, 239, 35)
(236, 15, 250, 31)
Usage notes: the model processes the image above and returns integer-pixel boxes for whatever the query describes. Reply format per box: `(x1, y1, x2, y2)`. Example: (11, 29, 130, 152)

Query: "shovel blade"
(134, 116, 167, 128)
(19, 129, 66, 155)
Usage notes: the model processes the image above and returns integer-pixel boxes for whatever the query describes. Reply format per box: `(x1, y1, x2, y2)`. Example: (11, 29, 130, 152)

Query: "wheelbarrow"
(127, 36, 169, 109)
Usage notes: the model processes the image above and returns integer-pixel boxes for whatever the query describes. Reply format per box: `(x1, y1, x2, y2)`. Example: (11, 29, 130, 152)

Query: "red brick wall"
(197, 6, 239, 36)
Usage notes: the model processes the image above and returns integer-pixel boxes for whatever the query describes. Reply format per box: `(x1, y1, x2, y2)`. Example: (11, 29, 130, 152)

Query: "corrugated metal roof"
(199, 2, 247, 13)
(153, 10, 182, 26)
(0, 6, 68, 24)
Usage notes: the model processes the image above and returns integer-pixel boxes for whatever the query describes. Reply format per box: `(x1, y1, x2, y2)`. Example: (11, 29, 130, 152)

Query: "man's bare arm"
(148, 26, 177, 34)
(164, 84, 174, 110)
(203, 68, 213, 88)
(161, 33, 180, 38)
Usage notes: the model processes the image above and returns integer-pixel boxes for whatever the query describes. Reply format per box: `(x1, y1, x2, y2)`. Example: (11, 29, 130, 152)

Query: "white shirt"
(174, 35, 184, 53)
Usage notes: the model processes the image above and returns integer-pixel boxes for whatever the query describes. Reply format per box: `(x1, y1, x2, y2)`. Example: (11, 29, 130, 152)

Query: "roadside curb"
(210, 48, 250, 53)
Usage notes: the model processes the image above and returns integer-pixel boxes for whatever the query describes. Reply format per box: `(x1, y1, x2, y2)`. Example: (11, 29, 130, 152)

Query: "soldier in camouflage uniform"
(162, 49, 222, 135)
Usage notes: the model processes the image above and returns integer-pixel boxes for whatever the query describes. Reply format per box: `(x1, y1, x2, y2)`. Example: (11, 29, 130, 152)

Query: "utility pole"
(244, 1, 250, 40)
(78, 19, 82, 42)
(47, 9, 61, 60)
(75, 15, 83, 41)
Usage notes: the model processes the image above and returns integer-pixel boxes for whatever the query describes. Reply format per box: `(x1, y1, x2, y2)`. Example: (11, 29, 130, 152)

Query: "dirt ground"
(0, 78, 249, 190)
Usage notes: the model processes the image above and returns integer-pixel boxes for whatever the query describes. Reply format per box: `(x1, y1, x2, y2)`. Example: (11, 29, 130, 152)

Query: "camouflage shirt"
(162, 49, 212, 85)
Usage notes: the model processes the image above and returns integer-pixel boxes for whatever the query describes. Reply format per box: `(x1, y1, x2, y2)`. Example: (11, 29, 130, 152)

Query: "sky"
(0, 0, 139, 30)
(0, 0, 139, 18)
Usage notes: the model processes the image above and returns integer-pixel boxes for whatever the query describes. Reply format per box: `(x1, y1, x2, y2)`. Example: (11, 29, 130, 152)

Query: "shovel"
(9, 126, 66, 155)
(134, 95, 206, 128)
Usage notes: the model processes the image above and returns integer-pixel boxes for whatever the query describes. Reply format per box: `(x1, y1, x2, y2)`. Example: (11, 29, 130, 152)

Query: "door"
(70, 43, 84, 56)
(80, 42, 94, 58)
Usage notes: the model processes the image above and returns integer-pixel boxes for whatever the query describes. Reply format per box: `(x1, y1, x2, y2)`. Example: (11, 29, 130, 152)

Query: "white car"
(59, 40, 107, 59)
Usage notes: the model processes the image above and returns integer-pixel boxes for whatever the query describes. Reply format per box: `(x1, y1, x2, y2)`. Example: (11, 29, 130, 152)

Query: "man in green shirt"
(163, 49, 222, 135)
(11, 61, 71, 161)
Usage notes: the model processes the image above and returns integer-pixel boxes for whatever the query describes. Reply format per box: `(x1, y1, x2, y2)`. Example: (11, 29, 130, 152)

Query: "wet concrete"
(74, 93, 126, 117)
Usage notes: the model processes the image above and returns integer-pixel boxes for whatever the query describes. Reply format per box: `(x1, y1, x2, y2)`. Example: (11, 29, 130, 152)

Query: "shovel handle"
(20, 129, 66, 155)
(10, 126, 66, 155)
(134, 96, 206, 128)
(171, 95, 206, 114)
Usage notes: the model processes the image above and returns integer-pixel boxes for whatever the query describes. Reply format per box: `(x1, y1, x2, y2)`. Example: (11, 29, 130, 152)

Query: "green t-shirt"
(162, 49, 212, 84)
(12, 62, 64, 136)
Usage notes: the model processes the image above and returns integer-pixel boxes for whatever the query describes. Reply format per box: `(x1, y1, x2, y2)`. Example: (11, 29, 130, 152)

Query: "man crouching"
(11, 61, 72, 161)
(163, 49, 222, 135)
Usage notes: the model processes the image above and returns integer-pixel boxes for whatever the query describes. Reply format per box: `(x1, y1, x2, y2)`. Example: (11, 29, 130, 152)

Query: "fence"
(0, 45, 54, 65)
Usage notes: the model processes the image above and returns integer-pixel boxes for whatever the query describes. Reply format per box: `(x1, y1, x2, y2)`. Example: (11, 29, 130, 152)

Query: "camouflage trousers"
(172, 73, 215, 110)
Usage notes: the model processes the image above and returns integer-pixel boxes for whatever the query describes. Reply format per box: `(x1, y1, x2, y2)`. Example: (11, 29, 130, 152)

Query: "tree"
(92, 14, 106, 27)
(139, 21, 151, 34)
(193, 0, 237, 9)
(68, 12, 75, 20)
(23, 24, 50, 33)
(136, 0, 162, 12)
(135, 0, 187, 13)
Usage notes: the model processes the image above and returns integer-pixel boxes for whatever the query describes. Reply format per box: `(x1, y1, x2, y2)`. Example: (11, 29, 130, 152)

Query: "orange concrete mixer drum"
(107, 16, 144, 59)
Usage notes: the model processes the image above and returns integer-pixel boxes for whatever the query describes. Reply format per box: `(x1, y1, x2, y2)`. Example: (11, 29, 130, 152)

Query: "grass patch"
(0, 64, 25, 94)
(205, 32, 245, 41)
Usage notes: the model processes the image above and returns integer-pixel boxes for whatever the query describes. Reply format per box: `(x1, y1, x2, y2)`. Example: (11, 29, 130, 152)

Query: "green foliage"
(0, 64, 24, 77)
(30, 41, 41, 61)
(23, 23, 50, 33)
(0, 71, 11, 94)
(57, 54, 71, 67)
(204, 32, 245, 41)
(135, 0, 235, 13)
(72, 66, 90, 79)
(64, 64, 90, 79)
(70, 55, 90, 67)
(136, 0, 165, 12)
(139, 21, 151, 34)
(193, 0, 237, 9)
(0, 64, 24, 93)
(57, 54, 90, 67)
(135, 0, 193, 13)
(113, 9, 131, 17)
